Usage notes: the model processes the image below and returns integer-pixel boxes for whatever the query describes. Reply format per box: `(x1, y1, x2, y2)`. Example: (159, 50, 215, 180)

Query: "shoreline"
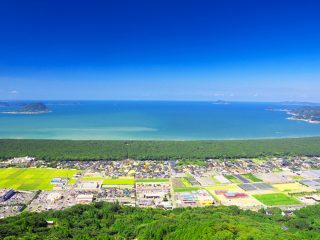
(287, 117, 320, 124)
(0, 111, 51, 115)
(268, 108, 320, 124)
(285, 110, 320, 124)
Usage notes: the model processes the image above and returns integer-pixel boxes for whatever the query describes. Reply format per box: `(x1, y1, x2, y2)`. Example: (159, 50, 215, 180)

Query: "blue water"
(1, 101, 320, 140)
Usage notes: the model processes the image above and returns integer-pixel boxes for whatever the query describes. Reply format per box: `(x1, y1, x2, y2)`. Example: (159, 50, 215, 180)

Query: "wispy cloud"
(10, 90, 19, 94)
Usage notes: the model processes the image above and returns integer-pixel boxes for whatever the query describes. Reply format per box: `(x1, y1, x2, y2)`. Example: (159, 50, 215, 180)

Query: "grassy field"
(68, 179, 77, 185)
(181, 178, 192, 187)
(102, 177, 134, 185)
(253, 193, 301, 206)
(225, 175, 242, 184)
(135, 178, 169, 183)
(0, 168, 80, 190)
(242, 173, 262, 182)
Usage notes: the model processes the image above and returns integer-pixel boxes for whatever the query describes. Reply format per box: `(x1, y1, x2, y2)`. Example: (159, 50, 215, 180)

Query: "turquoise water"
(1, 101, 320, 140)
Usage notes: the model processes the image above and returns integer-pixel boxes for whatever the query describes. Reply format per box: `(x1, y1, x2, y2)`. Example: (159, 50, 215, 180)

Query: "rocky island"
(1, 102, 51, 114)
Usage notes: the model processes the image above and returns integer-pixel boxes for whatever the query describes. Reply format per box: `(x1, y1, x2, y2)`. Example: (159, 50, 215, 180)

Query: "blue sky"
(1, 0, 320, 101)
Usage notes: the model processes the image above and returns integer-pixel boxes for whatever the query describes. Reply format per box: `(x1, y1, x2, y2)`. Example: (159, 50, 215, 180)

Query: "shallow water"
(1, 101, 320, 140)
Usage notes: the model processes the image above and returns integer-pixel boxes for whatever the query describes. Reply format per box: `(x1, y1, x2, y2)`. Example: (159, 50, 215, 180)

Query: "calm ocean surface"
(1, 101, 320, 140)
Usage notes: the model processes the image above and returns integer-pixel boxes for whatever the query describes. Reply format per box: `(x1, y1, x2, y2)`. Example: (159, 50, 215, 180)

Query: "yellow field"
(206, 184, 241, 191)
(272, 183, 313, 193)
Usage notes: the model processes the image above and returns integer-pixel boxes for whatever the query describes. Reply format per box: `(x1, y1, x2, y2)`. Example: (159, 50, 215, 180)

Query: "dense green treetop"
(1, 203, 320, 239)
(0, 138, 320, 161)
(17, 102, 50, 113)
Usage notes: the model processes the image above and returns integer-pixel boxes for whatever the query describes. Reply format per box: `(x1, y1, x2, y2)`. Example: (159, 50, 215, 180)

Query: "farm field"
(81, 177, 104, 181)
(272, 183, 313, 193)
(102, 177, 134, 185)
(253, 193, 301, 206)
(206, 184, 242, 192)
(242, 173, 262, 182)
(225, 175, 242, 184)
(68, 179, 77, 185)
(172, 178, 185, 189)
(181, 178, 192, 187)
(0, 168, 80, 190)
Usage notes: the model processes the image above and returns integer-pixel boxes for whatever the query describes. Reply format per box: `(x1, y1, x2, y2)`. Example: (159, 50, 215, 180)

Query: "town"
(1, 156, 320, 218)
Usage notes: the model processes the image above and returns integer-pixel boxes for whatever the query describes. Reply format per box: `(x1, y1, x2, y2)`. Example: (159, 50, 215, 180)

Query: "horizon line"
(0, 99, 319, 104)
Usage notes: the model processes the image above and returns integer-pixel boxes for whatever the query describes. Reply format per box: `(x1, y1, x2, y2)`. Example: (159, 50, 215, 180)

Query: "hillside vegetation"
(1, 203, 320, 239)
(1, 138, 320, 160)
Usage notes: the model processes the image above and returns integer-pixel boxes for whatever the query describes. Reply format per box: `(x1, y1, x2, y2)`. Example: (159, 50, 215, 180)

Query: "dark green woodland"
(1, 138, 320, 161)
(1, 203, 320, 239)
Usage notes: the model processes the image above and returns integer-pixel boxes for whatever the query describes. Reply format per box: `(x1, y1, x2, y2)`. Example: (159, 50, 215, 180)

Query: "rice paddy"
(0, 168, 80, 190)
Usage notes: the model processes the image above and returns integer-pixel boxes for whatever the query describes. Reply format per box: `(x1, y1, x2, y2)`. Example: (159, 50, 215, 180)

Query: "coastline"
(287, 116, 320, 124)
(285, 111, 320, 124)
(0, 111, 51, 115)
(267, 108, 320, 124)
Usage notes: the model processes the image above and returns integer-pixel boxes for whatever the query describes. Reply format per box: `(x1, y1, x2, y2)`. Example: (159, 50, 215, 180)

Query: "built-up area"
(1, 156, 320, 218)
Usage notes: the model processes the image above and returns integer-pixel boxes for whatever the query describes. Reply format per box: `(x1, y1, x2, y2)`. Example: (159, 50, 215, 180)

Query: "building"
(9, 156, 35, 164)
(78, 182, 99, 190)
(76, 194, 94, 204)
(197, 190, 214, 206)
(47, 192, 62, 203)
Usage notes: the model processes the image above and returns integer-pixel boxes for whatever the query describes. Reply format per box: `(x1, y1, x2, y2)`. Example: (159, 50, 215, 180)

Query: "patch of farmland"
(253, 193, 301, 206)
(0, 168, 80, 190)
(172, 178, 185, 188)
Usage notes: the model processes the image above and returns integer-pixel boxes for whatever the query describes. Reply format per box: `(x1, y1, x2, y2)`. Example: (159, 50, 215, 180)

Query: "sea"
(1, 101, 320, 140)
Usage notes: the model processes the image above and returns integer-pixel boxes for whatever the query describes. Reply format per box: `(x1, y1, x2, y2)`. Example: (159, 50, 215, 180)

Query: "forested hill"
(17, 102, 49, 113)
(1, 138, 320, 160)
(1, 203, 320, 239)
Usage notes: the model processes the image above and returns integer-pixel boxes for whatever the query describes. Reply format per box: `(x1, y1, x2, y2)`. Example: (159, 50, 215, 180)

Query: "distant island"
(0, 102, 10, 107)
(212, 100, 230, 105)
(1, 102, 51, 114)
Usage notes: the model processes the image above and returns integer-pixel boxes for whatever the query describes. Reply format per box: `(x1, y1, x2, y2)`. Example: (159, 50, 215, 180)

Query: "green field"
(242, 173, 262, 182)
(68, 178, 77, 185)
(135, 178, 169, 183)
(225, 175, 242, 183)
(0, 168, 80, 190)
(102, 178, 134, 185)
(253, 193, 301, 206)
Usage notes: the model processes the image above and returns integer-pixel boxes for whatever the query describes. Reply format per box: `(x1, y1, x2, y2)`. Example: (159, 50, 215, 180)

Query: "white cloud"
(10, 90, 19, 94)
